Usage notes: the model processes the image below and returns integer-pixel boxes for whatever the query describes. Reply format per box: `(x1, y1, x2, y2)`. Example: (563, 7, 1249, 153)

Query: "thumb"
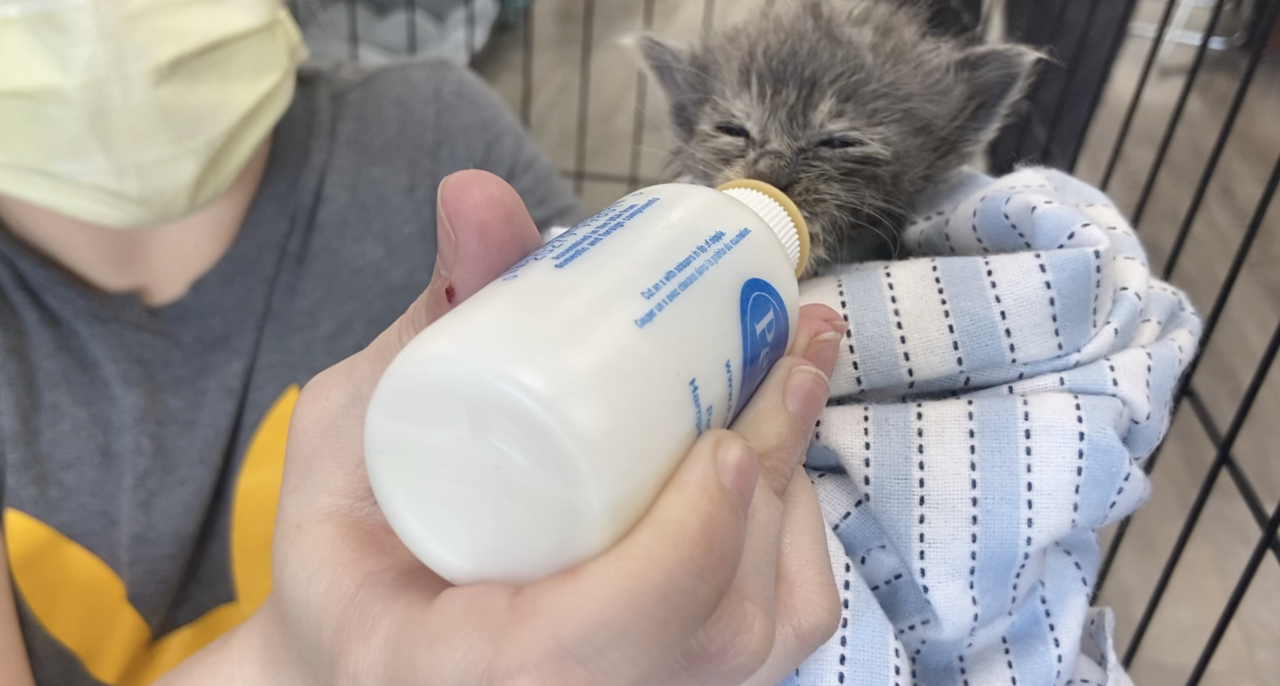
(275, 169, 548, 564)
(360, 169, 545, 388)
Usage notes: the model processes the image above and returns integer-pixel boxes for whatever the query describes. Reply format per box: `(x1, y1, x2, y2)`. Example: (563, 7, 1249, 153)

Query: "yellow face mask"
(0, 0, 307, 228)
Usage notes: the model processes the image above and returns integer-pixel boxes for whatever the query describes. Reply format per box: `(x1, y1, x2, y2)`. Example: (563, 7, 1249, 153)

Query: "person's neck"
(0, 140, 271, 307)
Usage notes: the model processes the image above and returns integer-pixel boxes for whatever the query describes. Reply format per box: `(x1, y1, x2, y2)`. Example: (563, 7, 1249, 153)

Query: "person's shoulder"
(293, 61, 579, 231)
(330, 59, 478, 92)
(307, 60, 508, 126)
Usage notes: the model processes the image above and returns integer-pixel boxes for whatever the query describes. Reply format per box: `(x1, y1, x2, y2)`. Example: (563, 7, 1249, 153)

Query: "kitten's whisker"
(871, 222, 901, 258)
(633, 145, 678, 156)
(854, 208, 899, 254)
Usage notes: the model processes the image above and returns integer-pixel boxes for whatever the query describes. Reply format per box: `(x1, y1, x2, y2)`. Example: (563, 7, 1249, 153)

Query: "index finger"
(731, 304, 843, 499)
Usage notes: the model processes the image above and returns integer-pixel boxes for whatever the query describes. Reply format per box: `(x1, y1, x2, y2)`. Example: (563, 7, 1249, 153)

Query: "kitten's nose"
(747, 154, 797, 193)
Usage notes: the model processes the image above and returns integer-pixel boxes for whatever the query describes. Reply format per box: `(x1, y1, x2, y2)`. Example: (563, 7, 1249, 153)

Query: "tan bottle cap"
(716, 179, 811, 278)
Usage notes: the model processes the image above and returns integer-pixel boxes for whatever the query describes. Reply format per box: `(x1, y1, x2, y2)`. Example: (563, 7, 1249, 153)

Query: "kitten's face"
(641, 0, 1035, 271)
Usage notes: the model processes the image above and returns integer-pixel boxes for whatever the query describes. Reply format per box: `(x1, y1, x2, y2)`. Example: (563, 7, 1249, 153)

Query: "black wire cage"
(297, 1, 1280, 683)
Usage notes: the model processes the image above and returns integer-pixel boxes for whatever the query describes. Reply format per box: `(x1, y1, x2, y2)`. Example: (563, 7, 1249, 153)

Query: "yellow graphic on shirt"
(4, 385, 300, 686)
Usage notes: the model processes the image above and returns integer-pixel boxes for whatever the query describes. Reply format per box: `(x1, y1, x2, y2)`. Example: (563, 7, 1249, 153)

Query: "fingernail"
(785, 364, 830, 426)
(802, 331, 842, 370)
(815, 305, 848, 334)
(717, 437, 758, 510)
(434, 174, 458, 278)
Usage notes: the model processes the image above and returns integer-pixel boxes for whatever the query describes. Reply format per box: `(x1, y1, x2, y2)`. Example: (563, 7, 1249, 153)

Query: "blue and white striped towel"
(787, 167, 1201, 686)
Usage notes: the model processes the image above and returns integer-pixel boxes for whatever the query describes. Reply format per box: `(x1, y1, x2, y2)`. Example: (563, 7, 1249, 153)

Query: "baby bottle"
(364, 179, 810, 584)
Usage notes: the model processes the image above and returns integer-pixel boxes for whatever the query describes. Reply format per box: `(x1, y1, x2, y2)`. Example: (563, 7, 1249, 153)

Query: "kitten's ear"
(633, 33, 704, 142)
(954, 44, 1041, 146)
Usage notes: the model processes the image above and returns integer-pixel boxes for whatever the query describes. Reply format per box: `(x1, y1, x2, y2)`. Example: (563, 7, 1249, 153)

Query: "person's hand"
(238, 170, 845, 686)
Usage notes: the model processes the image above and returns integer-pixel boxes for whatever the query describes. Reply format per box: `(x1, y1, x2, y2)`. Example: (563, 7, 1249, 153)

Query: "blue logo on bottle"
(734, 278, 789, 422)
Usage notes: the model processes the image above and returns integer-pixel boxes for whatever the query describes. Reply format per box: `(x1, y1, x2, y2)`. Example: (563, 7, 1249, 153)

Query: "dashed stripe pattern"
(794, 168, 1199, 686)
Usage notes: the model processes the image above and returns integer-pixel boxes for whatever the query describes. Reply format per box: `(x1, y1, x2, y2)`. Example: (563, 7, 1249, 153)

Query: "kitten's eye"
(714, 123, 751, 139)
(816, 137, 863, 150)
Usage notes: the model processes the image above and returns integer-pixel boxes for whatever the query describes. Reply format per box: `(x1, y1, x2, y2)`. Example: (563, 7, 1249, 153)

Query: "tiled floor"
(1075, 2, 1280, 683)
(472, 1, 1280, 683)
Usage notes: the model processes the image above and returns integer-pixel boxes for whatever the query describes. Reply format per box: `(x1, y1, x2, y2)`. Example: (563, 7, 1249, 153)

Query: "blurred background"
(294, 1, 1280, 683)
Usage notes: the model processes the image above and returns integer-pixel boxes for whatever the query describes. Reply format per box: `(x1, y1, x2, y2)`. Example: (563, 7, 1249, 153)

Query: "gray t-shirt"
(0, 62, 577, 686)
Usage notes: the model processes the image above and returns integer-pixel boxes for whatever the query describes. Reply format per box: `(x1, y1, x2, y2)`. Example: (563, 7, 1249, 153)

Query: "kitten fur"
(639, 0, 1038, 272)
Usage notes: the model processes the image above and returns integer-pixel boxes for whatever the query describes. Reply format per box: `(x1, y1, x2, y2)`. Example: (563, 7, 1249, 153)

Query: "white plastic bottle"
(364, 179, 811, 585)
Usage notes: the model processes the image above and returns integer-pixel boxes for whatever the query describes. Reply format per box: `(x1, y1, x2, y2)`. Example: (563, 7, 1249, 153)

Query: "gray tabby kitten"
(639, 0, 1037, 271)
